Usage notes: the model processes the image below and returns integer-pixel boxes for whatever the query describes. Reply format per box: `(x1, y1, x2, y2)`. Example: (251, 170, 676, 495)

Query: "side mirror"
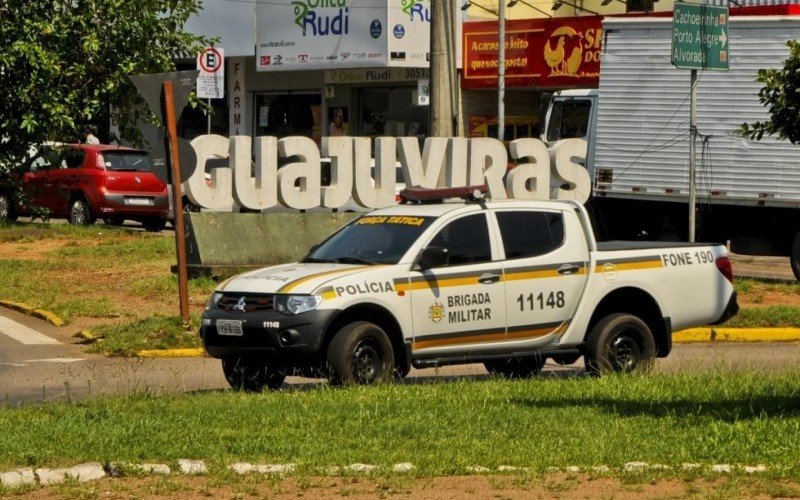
(418, 246, 449, 270)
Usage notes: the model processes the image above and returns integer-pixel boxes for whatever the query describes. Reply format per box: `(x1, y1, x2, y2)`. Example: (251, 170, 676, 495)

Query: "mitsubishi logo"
(233, 296, 247, 312)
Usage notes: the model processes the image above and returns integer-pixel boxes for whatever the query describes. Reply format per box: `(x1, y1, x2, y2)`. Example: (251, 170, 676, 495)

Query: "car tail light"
(96, 154, 105, 169)
(715, 256, 734, 283)
(395, 194, 403, 204)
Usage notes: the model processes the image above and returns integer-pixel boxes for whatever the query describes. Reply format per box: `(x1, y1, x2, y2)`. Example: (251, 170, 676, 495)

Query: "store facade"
(461, 16, 603, 143)
(220, 0, 434, 147)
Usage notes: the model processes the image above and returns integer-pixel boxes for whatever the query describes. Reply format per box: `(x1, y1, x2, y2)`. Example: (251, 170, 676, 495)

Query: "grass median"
(0, 222, 797, 356)
(1, 371, 799, 476)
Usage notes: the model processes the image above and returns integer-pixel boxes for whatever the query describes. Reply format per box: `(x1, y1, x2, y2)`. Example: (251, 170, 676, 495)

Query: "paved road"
(2, 308, 799, 405)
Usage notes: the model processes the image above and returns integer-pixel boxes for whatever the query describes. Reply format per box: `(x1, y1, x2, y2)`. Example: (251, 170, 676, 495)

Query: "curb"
(673, 327, 800, 343)
(0, 300, 64, 327)
(129, 328, 800, 358)
(136, 348, 206, 358)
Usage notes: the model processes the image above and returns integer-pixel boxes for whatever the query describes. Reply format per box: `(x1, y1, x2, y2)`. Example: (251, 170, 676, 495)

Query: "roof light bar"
(399, 185, 489, 204)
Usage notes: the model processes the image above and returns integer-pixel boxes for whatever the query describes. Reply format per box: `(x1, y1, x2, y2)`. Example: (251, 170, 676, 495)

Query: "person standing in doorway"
(329, 107, 347, 137)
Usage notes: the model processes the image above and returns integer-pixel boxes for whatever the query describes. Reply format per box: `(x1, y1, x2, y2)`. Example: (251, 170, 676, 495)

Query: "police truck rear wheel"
(327, 321, 394, 386)
(484, 355, 544, 378)
(222, 357, 286, 392)
(584, 313, 656, 376)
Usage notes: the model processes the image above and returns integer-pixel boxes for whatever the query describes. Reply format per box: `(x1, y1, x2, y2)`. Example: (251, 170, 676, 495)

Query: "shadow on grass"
(510, 394, 800, 422)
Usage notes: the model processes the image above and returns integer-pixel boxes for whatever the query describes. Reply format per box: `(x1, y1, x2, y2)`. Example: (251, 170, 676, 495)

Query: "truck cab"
(542, 89, 598, 172)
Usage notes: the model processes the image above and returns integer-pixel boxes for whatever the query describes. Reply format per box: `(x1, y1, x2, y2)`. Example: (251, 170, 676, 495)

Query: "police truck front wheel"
(327, 321, 395, 386)
(222, 357, 286, 392)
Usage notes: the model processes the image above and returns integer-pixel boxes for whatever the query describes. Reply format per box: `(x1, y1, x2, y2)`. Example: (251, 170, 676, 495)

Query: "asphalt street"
(2, 307, 799, 405)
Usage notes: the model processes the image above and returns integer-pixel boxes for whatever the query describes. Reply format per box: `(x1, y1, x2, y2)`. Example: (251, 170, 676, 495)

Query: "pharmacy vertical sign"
(671, 2, 729, 242)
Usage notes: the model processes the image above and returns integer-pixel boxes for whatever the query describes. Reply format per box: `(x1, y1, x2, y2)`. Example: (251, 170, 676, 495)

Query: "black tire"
(142, 218, 167, 232)
(791, 230, 800, 282)
(584, 313, 656, 376)
(484, 354, 545, 379)
(68, 197, 95, 226)
(103, 216, 125, 226)
(183, 197, 200, 213)
(326, 321, 395, 386)
(550, 353, 582, 366)
(222, 357, 286, 392)
(0, 192, 17, 222)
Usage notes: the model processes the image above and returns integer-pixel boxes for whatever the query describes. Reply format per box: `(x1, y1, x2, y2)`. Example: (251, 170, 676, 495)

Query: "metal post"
(207, 98, 212, 135)
(688, 69, 697, 243)
(430, 0, 454, 137)
(498, 0, 506, 142)
(163, 81, 191, 326)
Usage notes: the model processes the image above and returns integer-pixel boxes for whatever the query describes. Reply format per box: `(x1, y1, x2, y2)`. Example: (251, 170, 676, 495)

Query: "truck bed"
(597, 241, 714, 252)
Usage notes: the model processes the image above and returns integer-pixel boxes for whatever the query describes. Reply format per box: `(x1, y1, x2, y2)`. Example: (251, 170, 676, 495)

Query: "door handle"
(478, 273, 501, 284)
(558, 264, 580, 275)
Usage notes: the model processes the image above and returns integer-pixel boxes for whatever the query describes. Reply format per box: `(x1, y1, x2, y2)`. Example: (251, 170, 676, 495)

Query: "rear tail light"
(395, 194, 403, 204)
(715, 256, 734, 283)
(96, 154, 105, 169)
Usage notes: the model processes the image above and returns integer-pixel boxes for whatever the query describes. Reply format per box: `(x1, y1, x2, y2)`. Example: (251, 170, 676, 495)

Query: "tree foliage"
(0, 0, 208, 170)
(740, 39, 800, 144)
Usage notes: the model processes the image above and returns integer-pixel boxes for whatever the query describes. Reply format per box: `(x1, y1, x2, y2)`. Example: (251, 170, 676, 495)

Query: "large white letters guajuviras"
(184, 135, 591, 210)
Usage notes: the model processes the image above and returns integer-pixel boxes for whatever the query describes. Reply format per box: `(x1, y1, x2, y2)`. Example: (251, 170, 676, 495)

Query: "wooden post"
(162, 81, 191, 326)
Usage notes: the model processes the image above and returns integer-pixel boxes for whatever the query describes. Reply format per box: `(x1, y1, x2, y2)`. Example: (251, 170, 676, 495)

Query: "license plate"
(125, 197, 153, 206)
(216, 319, 243, 337)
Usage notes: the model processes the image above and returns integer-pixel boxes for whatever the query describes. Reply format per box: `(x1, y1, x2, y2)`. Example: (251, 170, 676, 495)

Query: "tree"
(740, 40, 800, 144)
(0, 0, 208, 171)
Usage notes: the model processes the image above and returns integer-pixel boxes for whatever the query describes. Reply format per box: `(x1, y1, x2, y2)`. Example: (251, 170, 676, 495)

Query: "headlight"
(274, 295, 322, 315)
(206, 292, 223, 310)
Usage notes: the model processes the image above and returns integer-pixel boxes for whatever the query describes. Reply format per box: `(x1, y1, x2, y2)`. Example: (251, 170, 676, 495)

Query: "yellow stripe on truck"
(279, 266, 370, 293)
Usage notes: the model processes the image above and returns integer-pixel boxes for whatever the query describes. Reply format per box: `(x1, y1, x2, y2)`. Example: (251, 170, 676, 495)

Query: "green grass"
(89, 315, 202, 356)
(0, 371, 799, 474)
(734, 278, 800, 297)
(723, 305, 800, 328)
(129, 275, 217, 300)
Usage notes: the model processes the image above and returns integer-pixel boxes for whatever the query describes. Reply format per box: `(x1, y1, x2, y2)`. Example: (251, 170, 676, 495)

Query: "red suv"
(0, 144, 169, 231)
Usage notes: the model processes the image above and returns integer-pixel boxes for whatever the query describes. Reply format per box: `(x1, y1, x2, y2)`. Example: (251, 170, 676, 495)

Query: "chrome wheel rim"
(71, 201, 87, 225)
(0, 195, 9, 219)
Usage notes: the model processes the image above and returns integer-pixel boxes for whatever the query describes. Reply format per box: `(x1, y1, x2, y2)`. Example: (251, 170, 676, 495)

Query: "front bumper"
(201, 308, 337, 363)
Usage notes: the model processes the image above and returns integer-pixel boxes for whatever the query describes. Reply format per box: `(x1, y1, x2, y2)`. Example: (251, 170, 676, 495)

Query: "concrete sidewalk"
(729, 253, 796, 282)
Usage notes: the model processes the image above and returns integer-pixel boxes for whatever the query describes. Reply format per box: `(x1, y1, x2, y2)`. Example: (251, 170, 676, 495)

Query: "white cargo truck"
(543, 15, 800, 280)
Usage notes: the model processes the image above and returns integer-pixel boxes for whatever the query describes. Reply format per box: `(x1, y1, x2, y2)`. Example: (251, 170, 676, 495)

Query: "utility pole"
(688, 69, 698, 242)
(430, 0, 454, 137)
(498, 0, 506, 142)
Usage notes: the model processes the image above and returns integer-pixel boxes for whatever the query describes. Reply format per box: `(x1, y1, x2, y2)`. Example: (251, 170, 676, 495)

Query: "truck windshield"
(302, 215, 435, 265)
(546, 99, 591, 142)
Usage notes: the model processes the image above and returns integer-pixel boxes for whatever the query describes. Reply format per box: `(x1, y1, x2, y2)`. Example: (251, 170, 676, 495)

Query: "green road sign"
(671, 2, 730, 71)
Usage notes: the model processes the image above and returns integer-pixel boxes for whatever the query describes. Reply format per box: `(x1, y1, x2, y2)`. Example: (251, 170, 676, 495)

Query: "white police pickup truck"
(201, 188, 738, 390)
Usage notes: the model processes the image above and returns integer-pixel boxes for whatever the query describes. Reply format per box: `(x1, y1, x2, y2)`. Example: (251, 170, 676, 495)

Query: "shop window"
(253, 93, 322, 144)
(360, 88, 429, 138)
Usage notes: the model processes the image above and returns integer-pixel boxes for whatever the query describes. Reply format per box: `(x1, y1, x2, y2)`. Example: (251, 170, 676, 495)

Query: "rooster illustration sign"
(462, 16, 602, 89)
(544, 27, 585, 77)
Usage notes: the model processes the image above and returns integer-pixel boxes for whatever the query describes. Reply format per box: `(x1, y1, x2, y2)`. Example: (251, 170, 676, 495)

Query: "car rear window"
(101, 152, 152, 172)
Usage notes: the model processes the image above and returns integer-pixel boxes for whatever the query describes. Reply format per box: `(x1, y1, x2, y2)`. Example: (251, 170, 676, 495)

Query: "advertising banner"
(386, 0, 431, 67)
(256, 0, 431, 71)
(462, 16, 602, 89)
